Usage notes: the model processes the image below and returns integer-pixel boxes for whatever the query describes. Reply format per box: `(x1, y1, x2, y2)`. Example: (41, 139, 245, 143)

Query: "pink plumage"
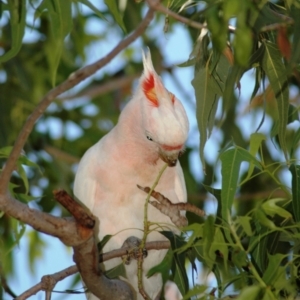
(74, 50, 189, 299)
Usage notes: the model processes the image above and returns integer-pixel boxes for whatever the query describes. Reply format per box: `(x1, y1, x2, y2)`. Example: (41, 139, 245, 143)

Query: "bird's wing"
(73, 144, 100, 212)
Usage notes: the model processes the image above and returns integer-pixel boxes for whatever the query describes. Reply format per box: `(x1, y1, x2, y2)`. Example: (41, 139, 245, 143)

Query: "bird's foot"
(121, 236, 148, 265)
(137, 185, 188, 227)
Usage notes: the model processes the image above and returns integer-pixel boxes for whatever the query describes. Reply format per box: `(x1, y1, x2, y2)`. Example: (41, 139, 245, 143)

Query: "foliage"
(1, 0, 300, 299)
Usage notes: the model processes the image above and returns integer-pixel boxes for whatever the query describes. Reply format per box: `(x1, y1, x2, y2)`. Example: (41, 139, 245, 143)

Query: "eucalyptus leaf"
(0, 0, 26, 62)
(290, 164, 300, 222)
(104, 0, 126, 33)
(220, 146, 262, 224)
(105, 263, 127, 279)
(262, 40, 289, 160)
(192, 65, 221, 169)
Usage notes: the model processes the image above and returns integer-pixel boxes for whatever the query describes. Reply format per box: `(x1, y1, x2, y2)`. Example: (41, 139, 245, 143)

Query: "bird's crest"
(142, 50, 174, 107)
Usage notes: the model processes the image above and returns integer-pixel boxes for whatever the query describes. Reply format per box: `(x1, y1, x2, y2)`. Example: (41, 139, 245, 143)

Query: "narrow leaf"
(105, 263, 127, 279)
(262, 253, 286, 285)
(0, 0, 26, 62)
(220, 147, 262, 223)
(236, 285, 262, 300)
(147, 249, 172, 284)
(104, 0, 126, 33)
(36, 0, 73, 85)
(262, 40, 289, 160)
(237, 216, 253, 237)
(262, 198, 292, 219)
(290, 164, 300, 222)
(78, 0, 106, 19)
(246, 133, 266, 180)
(192, 65, 221, 169)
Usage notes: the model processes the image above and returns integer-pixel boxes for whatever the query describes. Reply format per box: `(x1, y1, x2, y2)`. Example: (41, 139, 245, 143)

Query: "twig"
(147, 0, 295, 35)
(147, 0, 236, 32)
(44, 145, 79, 164)
(0, 263, 16, 298)
(0, 7, 155, 194)
(138, 163, 168, 300)
(146, 0, 206, 30)
(58, 74, 139, 101)
(15, 266, 78, 300)
(16, 241, 170, 300)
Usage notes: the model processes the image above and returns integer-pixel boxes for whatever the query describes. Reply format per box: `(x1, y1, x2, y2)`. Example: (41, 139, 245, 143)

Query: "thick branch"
(74, 236, 135, 300)
(0, 7, 155, 193)
(53, 189, 95, 229)
(0, 193, 89, 246)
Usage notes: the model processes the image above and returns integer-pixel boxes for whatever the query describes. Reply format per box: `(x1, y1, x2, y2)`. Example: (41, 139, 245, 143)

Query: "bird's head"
(138, 50, 189, 167)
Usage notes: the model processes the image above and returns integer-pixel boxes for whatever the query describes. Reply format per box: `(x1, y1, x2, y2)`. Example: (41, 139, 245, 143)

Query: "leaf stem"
(137, 163, 168, 300)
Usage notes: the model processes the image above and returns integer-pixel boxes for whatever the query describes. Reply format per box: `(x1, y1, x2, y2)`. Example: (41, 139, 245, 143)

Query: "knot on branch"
(41, 275, 56, 291)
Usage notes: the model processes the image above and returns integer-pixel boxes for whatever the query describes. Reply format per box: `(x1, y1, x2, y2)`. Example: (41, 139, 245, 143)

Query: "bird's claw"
(121, 236, 148, 265)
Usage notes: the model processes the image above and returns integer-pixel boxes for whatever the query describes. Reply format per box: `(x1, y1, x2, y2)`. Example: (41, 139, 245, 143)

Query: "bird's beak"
(158, 149, 180, 167)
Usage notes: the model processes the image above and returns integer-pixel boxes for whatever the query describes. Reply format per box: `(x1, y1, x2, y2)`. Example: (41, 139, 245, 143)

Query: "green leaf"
(236, 285, 262, 300)
(0, 146, 14, 157)
(160, 232, 189, 296)
(16, 162, 29, 194)
(290, 5, 300, 65)
(231, 248, 248, 269)
(147, 249, 173, 284)
(173, 253, 189, 297)
(222, 64, 244, 115)
(98, 235, 113, 252)
(176, 223, 203, 254)
(182, 285, 208, 299)
(0, 0, 26, 63)
(291, 128, 300, 158)
(78, 0, 106, 19)
(290, 164, 300, 222)
(105, 263, 127, 279)
(255, 209, 276, 230)
(220, 147, 262, 223)
(262, 253, 286, 285)
(36, 0, 73, 85)
(28, 231, 47, 273)
(104, 0, 126, 33)
(237, 216, 253, 237)
(210, 227, 228, 270)
(249, 219, 269, 274)
(288, 104, 299, 124)
(192, 64, 221, 169)
(233, 26, 253, 67)
(246, 133, 266, 180)
(262, 198, 292, 220)
(203, 215, 216, 268)
(262, 40, 289, 160)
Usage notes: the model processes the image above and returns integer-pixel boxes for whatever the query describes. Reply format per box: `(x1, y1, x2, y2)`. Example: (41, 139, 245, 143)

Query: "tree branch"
(58, 74, 139, 101)
(16, 241, 170, 299)
(146, 0, 236, 33)
(0, 7, 155, 194)
(146, 0, 206, 30)
(0, 193, 90, 246)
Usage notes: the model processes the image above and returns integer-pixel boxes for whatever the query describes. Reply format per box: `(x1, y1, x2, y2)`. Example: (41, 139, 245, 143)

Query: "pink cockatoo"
(74, 50, 189, 300)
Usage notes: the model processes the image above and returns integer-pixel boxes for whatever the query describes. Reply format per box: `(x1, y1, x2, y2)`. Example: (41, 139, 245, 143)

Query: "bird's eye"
(146, 135, 153, 141)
